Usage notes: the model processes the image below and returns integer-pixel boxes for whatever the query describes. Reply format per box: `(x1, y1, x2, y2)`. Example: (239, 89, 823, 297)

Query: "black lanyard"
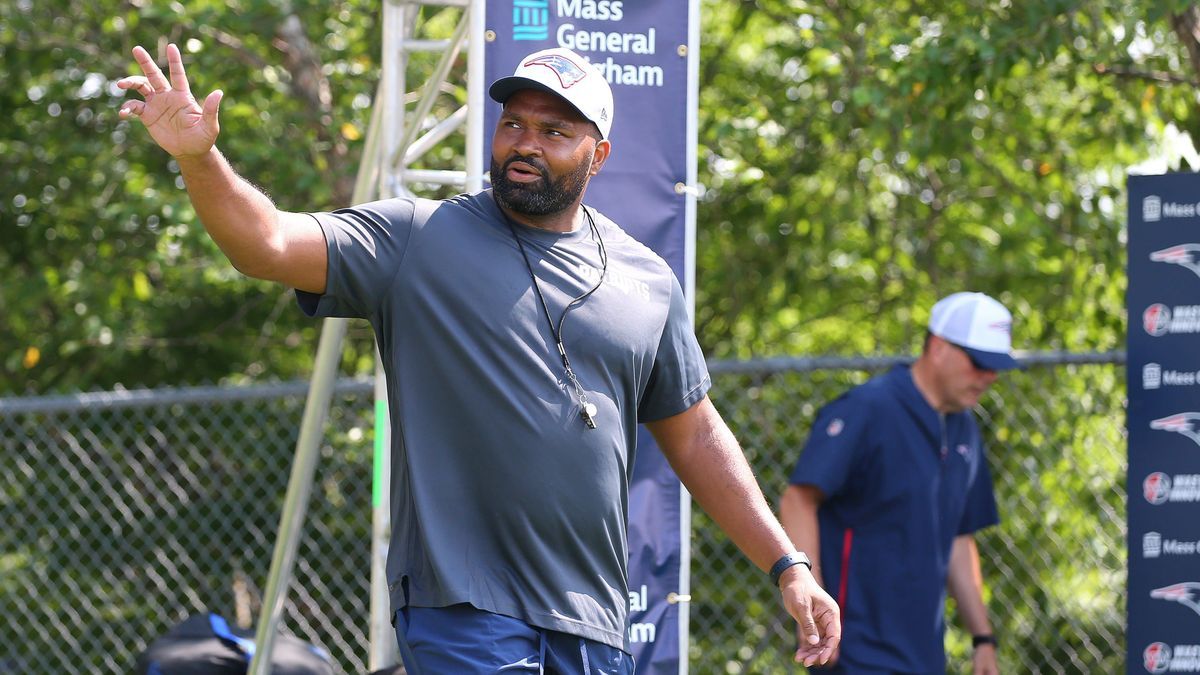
(502, 206, 608, 429)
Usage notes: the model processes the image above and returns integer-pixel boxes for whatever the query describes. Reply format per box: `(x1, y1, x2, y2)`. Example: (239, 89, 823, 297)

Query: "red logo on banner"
(1151, 243, 1200, 279)
(1150, 582, 1200, 617)
(1144, 304, 1172, 336)
(1150, 412, 1200, 447)
(1144, 642, 1171, 673)
(1144, 472, 1172, 505)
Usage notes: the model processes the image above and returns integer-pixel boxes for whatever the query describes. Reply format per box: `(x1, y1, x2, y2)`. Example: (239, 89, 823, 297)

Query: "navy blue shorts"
(393, 604, 634, 674)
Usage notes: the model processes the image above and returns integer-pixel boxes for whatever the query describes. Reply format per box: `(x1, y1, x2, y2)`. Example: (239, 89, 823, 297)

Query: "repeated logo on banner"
(1127, 174, 1200, 673)
(484, 1, 696, 673)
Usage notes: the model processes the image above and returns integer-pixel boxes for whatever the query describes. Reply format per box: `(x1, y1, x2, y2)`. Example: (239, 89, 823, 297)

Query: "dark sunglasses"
(946, 341, 996, 373)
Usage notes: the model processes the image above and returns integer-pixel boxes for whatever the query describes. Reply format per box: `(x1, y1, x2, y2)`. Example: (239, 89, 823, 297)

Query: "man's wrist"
(769, 551, 812, 586)
(174, 146, 223, 172)
(972, 634, 997, 649)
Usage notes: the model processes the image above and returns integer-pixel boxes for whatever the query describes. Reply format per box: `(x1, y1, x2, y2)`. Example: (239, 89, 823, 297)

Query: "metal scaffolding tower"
(247, 1, 485, 671)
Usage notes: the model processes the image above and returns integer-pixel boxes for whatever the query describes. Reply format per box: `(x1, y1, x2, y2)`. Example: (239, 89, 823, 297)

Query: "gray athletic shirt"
(296, 189, 710, 650)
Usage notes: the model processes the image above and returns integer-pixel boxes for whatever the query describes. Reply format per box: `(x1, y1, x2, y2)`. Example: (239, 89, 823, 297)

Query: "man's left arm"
(947, 534, 999, 675)
(645, 396, 840, 667)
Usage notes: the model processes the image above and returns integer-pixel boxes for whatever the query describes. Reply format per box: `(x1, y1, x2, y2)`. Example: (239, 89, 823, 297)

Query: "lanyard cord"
(502, 205, 608, 428)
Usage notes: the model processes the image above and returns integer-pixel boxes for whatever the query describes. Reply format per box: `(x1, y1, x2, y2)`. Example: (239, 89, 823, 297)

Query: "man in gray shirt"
(118, 42, 839, 672)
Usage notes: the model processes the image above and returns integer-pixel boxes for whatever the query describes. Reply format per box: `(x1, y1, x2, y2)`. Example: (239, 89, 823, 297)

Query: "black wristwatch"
(972, 634, 997, 649)
(768, 552, 812, 586)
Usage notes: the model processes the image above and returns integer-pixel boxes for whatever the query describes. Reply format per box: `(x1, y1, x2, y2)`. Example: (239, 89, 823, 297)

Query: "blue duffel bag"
(135, 613, 334, 675)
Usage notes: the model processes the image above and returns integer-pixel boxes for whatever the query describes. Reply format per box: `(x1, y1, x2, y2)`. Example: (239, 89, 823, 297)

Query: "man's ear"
(588, 139, 612, 176)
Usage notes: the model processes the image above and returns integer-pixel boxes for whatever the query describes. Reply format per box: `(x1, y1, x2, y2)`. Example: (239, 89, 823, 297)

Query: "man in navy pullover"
(782, 292, 1018, 674)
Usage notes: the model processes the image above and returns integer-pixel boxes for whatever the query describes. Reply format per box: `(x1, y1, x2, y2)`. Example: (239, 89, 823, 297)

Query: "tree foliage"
(2, 1, 1198, 394)
(1, 0, 386, 393)
(695, 0, 1198, 358)
(0, 2, 1183, 673)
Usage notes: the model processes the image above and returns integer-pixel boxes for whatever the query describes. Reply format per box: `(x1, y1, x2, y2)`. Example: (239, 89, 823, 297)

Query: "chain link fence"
(0, 353, 1125, 674)
(696, 353, 1126, 674)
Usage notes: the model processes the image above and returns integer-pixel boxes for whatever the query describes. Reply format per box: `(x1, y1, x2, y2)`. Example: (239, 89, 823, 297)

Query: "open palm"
(118, 43, 223, 159)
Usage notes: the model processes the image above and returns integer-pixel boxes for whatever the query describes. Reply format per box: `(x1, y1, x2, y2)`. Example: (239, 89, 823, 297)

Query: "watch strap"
(768, 551, 812, 586)
(972, 634, 997, 649)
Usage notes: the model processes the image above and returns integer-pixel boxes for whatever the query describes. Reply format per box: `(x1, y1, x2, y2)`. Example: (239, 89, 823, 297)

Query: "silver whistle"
(581, 402, 598, 430)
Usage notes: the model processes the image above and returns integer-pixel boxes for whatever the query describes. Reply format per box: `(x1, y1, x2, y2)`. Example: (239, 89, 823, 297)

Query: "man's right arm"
(175, 148, 328, 293)
(119, 42, 327, 294)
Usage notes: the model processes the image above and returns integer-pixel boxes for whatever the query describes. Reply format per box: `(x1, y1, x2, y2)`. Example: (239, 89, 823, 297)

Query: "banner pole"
(249, 22, 391, 672)
(248, 318, 348, 675)
(678, 0, 701, 670)
(368, 0, 407, 668)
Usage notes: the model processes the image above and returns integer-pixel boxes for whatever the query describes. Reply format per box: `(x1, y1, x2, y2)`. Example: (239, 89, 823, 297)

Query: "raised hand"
(118, 43, 223, 159)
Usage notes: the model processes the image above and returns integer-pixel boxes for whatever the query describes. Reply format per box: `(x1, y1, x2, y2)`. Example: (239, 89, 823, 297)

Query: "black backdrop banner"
(1126, 173, 1200, 674)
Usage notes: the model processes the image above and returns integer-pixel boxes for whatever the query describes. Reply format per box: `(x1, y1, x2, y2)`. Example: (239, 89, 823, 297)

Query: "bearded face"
(490, 152, 592, 217)
(490, 89, 606, 220)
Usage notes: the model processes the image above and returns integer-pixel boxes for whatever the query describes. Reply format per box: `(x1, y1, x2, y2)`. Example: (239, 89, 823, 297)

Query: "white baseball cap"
(928, 292, 1018, 371)
(489, 47, 614, 139)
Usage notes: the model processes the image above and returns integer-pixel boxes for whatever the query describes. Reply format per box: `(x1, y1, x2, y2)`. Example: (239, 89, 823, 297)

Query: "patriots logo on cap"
(1150, 582, 1200, 618)
(1150, 412, 1200, 447)
(524, 53, 588, 89)
(1151, 243, 1200, 279)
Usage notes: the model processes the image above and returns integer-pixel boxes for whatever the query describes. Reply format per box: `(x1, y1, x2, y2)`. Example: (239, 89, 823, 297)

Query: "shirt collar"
(885, 364, 942, 440)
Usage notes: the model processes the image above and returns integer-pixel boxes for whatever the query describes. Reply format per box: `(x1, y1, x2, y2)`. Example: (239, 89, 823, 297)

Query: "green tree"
(4, 1, 1199, 393)
(0, 2, 1188, 673)
(1, 0, 408, 393)
(695, 0, 1199, 359)
(685, 2, 1192, 672)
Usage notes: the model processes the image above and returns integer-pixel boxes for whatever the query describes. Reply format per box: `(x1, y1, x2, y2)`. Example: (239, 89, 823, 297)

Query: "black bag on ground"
(134, 613, 334, 675)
